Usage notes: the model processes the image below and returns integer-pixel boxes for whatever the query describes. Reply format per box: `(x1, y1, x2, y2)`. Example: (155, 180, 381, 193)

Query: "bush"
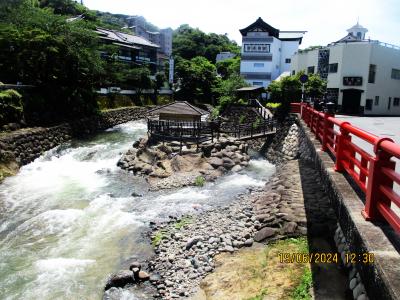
(194, 175, 206, 187)
(0, 89, 23, 127)
(265, 102, 281, 109)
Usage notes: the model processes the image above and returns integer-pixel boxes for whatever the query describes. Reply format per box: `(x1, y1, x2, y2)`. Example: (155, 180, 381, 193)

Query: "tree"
(174, 56, 218, 104)
(216, 57, 240, 79)
(173, 25, 240, 63)
(0, 89, 23, 127)
(0, 2, 105, 124)
(213, 74, 249, 108)
(267, 72, 326, 119)
(151, 72, 166, 105)
(124, 66, 152, 105)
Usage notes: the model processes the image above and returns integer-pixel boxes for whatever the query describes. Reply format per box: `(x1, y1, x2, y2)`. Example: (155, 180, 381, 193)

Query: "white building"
(239, 17, 306, 88)
(291, 22, 400, 115)
(216, 51, 236, 63)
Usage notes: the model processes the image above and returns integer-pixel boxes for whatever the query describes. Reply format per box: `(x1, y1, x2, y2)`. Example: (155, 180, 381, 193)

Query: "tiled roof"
(96, 28, 159, 48)
(148, 101, 208, 116)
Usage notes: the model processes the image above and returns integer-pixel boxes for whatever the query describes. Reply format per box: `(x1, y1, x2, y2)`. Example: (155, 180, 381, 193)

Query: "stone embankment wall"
(263, 117, 371, 300)
(0, 107, 150, 167)
(293, 116, 400, 300)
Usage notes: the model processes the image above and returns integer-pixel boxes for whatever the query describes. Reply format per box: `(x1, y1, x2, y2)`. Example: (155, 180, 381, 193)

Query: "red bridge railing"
(291, 102, 400, 233)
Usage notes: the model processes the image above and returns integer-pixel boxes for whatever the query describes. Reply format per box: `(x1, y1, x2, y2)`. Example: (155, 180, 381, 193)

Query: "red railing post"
(362, 138, 395, 221)
(334, 122, 351, 172)
(321, 112, 328, 151)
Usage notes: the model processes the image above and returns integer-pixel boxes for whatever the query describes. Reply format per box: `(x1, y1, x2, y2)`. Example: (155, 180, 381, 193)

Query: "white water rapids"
(0, 120, 275, 299)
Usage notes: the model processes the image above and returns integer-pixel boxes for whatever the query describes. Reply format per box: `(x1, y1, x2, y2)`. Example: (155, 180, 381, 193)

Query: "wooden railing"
(291, 102, 400, 233)
(221, 116, 276, 139)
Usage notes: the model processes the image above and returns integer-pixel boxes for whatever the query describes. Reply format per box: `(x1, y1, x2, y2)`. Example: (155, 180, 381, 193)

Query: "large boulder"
(208, 157, 223, 168)
(105, 270, 134, 290)
(254, 227, 277, 242)
(222, 157, 235, 169)
(171, 154, 202, 172)
(137, 150, 154, 165)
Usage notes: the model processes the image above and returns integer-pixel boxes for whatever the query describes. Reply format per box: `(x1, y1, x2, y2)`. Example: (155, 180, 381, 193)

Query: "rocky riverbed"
(104, 158, 311, 299)
(117, 135, 251, 190)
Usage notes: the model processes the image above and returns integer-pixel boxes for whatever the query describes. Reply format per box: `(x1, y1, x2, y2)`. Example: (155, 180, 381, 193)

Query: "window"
(368, 64, 376, 83)
(253, 81, 263, 86)
(328, 63, 338, 73)
(244, 43, 270, 53)
(374, 96, 379, 105)
(285, 58, 291, 63)
(365, 99, 373, 110)
(254, 63, 264, 68)
(307, 66, 315, 74)
(394, 98, 400, 106)
(391, 68, 400, 80)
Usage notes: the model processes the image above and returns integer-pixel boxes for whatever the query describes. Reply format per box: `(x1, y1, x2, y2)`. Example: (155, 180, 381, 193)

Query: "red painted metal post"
(334, 122, 351, 172)
(362, 138, 395, 221)
(321, 112, 334, 152)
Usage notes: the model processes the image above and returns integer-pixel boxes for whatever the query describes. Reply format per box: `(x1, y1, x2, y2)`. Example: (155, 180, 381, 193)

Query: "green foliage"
(39, 0, 87, 16)
(0, 3, 105, 124)
(246, 288, 268, 300)
(216, 56, 240, 79)
(239, 115, 246, 124)
(174, 217, 192, 229)
(265, 102, 282, 109)
(0, 89, 23, 126)
(252, 117, 261, 129)
(237, 98, 248, 105)
(174, 56, 218, 104)
(173, 25, 240, 63)
(267, 72, 326, 120)
(211, 107, 220, 119)
(194, 176, 206, 187)
(152, 230, 167, 247)
(291, 268, 312, 300)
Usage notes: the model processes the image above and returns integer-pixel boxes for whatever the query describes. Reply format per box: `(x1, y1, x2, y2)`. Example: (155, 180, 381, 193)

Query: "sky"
(83, 0, 400, 48)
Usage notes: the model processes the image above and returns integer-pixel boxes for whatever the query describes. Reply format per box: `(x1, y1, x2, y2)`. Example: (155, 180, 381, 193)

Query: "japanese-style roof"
(332, 33, 362, 44)
(279, 31, 307, 44)
(148, 101, 208, 116)
(239, 17, 280, 38)
(96, 28, 159, 48)
(236, 86, 265, 92)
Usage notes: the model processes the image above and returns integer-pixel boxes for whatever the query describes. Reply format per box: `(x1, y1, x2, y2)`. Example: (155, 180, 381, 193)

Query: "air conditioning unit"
(108, 87, 121, 93)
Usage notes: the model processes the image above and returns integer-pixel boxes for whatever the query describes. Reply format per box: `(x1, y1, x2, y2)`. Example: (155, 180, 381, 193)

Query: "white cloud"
(84, 0, 400, 48)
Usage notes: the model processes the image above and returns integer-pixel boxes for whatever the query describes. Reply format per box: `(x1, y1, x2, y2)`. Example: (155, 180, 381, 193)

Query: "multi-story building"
(96, 28, 159, 74)
(126, 16, 173, 60)
(239, 17, 306, 88)
(291, 23, 400, 115)
(216, 51, 236, 63)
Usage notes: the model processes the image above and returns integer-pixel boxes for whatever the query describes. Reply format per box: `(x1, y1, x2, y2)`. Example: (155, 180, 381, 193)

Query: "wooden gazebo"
(148, 101, 208, 122)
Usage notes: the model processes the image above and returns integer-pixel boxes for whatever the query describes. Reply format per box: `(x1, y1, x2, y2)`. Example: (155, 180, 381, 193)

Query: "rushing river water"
(0, 120, 275, 300)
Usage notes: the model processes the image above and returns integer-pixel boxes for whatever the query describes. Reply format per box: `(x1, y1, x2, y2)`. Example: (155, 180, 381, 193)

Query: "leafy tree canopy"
(173, 25, 240, 63)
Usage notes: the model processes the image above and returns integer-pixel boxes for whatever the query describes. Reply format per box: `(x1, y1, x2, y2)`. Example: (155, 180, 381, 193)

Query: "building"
(126, 16, 173, 65)
(216, 51, 236, 63)
(291, 22, 400, 115)
(239, 17, 306, 88)
(96, 28, 159, 74)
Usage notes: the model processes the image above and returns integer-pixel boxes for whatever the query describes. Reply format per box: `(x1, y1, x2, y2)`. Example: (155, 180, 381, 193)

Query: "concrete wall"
(0, 107, 151, 167)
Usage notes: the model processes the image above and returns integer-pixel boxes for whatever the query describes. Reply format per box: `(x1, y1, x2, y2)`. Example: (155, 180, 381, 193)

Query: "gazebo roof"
(148, 101, 208, 116)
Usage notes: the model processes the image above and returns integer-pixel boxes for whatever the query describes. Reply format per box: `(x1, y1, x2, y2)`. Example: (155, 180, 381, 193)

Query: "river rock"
(105, 270, 134, 290)
(208, 157, 223, 168)
(138, 271, 150, 281)
(254, 227, 277, 242)
(185, 236, 203, 250)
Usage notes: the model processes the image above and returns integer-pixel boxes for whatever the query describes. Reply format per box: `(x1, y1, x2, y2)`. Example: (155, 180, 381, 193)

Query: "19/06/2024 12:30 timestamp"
(278, 252, 374, 264)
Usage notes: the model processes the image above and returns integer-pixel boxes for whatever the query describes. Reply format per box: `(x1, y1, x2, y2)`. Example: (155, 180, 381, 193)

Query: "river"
(0, 120, 275, 300)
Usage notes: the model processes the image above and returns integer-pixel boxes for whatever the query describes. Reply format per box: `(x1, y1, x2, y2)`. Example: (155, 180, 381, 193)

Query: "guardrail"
(291, 102, 400, 233)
